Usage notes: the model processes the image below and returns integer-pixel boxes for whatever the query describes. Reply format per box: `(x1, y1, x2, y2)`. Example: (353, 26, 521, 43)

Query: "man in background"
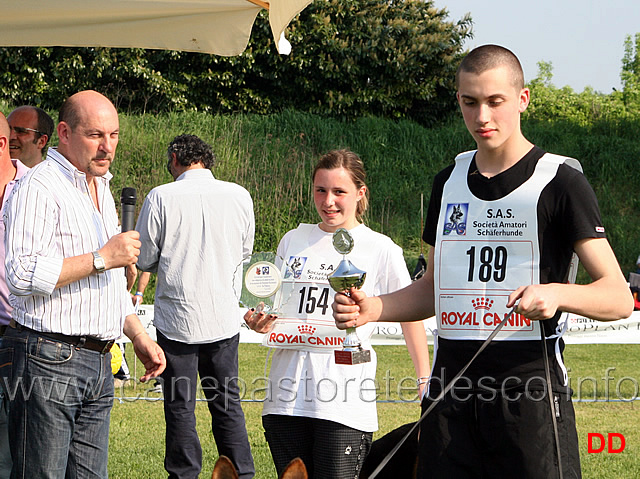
(3, 90, 165, 478)
(0, 112, 29, 478)
(7, 105, 53, 167)
(136, 134, 255, 478)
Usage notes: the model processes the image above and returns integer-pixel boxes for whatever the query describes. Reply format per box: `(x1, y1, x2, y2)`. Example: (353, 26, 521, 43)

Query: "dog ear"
(211, 455, 239, 479)
(280, 457, 308, 479)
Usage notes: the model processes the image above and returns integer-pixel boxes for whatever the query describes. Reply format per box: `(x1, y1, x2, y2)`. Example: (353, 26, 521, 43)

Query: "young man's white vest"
(434, 151, 581, 342)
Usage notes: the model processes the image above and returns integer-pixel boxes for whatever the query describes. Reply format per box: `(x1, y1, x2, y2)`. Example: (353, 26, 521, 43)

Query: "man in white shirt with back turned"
(136, 134, 255, 479)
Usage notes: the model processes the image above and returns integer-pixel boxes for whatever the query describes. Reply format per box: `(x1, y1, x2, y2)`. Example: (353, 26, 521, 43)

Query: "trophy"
(328, 228, 371, 365)
(236, 252, 294, 315)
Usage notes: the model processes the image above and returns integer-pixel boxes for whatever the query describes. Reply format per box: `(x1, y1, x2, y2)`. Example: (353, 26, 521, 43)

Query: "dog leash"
(541, 323, 564, 479)
(368, 305, 518, 479)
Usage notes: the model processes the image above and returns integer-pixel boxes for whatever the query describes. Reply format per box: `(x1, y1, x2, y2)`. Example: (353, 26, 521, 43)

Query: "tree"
(0, 47, 190, 112)
(249, 0, 472, 125)
(525, 60, 628, 125)
(528, 60, 554, 89)
(0, 0, 472, 125)
(621, 32, 640, 106)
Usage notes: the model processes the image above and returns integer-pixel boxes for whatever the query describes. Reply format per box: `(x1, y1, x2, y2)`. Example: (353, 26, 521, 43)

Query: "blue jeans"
(1, 327, 114, 479)
(157, 332, 255, 479)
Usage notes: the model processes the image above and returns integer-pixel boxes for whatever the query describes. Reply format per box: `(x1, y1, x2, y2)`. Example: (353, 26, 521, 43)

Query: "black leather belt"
(9, 320, 114, 354)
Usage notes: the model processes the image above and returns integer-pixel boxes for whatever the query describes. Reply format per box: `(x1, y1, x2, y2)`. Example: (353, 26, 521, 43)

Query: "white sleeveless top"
(434, 151, 581, 341)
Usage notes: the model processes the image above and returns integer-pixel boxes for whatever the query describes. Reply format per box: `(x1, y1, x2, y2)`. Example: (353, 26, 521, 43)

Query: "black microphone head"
(121, 187, 136, 205)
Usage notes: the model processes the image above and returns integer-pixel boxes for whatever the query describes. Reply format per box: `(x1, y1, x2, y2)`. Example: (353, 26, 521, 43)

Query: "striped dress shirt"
(3, 148, 133, 339)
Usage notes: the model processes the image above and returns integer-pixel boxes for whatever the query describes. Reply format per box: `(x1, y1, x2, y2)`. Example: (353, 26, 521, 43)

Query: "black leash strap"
(541, 326, 564, 479)
(368, 306, 517, 479)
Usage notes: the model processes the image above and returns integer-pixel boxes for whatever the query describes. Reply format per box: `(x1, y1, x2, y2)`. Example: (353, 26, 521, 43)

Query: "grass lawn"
(109, 343, 640, 478)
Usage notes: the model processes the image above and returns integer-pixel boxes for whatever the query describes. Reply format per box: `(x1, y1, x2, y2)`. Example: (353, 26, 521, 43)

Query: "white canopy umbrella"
(0, 0, 313, 56)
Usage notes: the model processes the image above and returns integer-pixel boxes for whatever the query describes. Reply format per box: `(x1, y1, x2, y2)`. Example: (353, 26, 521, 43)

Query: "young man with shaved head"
(2, 90, 166, 478)
(334, 45, 633, 477)
(7, 105, 54, 168)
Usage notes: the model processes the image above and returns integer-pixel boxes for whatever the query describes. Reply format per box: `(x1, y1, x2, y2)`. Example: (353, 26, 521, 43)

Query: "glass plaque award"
(236, 252, 294, 315)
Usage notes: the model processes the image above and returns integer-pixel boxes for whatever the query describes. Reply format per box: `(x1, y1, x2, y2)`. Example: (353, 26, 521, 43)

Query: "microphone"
(120, 187, 137, 232)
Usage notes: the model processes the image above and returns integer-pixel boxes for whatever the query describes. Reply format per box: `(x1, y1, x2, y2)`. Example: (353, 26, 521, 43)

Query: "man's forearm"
(55, 253, 98, 289)
(123, 314, 148, 342)
(378, 275, 435, 323)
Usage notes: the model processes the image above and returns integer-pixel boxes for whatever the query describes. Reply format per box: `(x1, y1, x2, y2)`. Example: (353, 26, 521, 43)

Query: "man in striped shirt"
(2, 90, 166, 478)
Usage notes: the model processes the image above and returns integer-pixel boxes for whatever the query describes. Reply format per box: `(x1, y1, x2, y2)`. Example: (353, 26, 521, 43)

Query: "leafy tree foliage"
(252, 0, 472, 124)
(525, 53, 640, 125)
(0, 47, 190, 113)
(621, 32, 640, 107)
(0, 0, 471, 125)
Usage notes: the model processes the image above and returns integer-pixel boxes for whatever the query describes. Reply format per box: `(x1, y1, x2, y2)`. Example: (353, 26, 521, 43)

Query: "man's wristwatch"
(92, 251, 106, 273)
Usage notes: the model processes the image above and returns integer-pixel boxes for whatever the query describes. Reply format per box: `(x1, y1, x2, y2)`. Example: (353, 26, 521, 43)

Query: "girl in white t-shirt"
(245, 149, 430, 478)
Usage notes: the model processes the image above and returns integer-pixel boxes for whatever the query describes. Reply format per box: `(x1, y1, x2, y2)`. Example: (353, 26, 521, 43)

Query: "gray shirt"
(136, 168, 255, 343)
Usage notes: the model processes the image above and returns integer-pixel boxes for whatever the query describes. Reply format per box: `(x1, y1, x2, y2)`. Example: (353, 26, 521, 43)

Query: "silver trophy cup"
(328, 228, 371, 365)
